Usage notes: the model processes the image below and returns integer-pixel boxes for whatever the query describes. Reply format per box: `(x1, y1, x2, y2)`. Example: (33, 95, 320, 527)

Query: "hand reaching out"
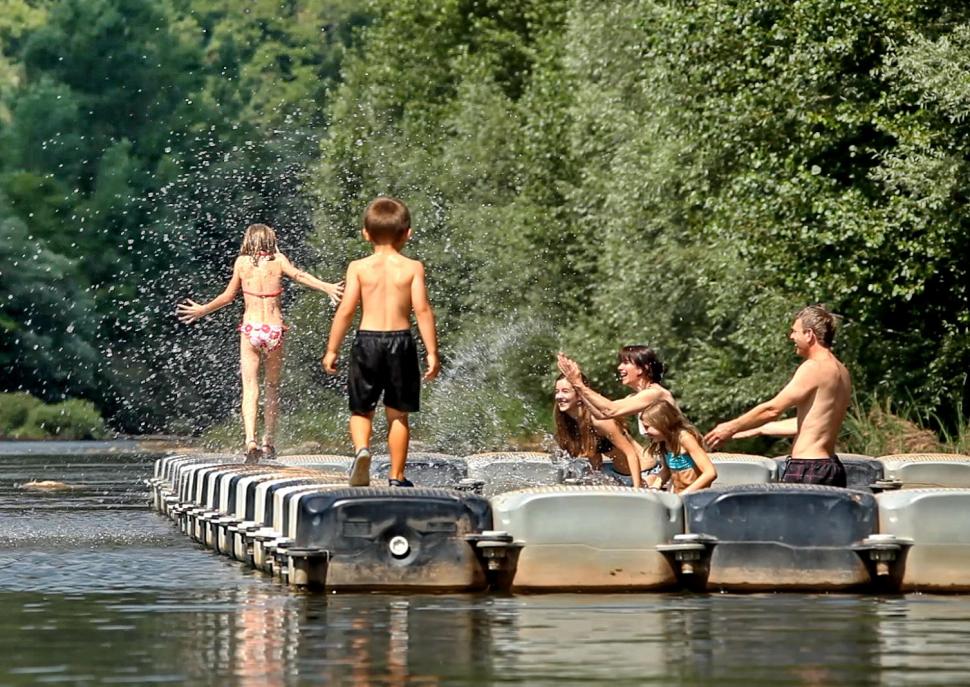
(557, 352, 583, 385)
(326, 281, 345, 306)
(704, 422, 736, 450)
(176, 300, 206, 324)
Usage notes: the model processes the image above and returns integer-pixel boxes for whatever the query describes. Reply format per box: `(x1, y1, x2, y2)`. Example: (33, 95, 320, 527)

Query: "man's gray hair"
(795, 304, 836, 348)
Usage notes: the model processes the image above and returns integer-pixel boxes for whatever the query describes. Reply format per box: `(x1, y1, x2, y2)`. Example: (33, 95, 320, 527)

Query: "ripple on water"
(0, 547, 269, 595)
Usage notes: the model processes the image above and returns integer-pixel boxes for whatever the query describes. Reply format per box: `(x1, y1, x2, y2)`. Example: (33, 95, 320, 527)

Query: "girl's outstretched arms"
(278, 254, 344, 305)
(177, 261, 241, 323)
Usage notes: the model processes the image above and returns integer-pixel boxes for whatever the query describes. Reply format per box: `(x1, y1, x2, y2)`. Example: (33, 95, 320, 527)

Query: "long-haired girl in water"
(557, 345, 676, 484)
(177, 223, 343, 462)
(639, 399, 717, 494)
(554, 374, 657, 488)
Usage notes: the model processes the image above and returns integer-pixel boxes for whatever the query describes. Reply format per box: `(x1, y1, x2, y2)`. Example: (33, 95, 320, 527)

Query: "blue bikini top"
(665, 451, 696, 472)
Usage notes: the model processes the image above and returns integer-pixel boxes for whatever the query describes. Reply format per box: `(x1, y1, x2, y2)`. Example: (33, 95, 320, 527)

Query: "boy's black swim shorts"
(348, 330, 421, 413)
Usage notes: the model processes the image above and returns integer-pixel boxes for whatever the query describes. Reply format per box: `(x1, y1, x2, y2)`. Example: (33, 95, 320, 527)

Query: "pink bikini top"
(243, 287, 283, 298)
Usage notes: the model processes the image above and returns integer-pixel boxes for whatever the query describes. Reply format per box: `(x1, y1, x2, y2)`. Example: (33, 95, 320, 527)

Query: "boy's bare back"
(350, 252, 427, 331)
(323, 196, 439, 383)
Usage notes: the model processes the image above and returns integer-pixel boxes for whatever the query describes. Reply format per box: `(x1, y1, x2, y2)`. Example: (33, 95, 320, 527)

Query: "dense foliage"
(0, 391, 106, 439)
(313, 0, 970, 437)
(2, 0, 969, 444)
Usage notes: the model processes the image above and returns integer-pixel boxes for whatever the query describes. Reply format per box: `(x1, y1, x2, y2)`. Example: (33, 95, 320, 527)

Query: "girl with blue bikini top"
(639, 399, 717, 494)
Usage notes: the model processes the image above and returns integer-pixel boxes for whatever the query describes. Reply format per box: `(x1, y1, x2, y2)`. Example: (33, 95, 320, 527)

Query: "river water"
(2, 448, 969, 686)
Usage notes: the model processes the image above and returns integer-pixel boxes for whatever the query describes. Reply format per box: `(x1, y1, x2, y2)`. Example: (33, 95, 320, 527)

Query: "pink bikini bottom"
(238, 322, 287, 351)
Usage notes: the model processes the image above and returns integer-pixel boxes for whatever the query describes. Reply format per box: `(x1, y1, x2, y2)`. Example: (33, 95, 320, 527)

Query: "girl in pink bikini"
(177, 224, 343, 462)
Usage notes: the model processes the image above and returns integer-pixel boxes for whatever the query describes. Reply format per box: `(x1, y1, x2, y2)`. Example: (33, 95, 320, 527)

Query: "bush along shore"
(0, 392, 108, 440)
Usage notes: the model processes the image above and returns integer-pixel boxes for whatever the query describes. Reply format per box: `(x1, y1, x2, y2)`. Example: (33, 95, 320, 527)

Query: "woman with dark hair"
(553, 375, 654, 488)
(558, 346, 676, 420)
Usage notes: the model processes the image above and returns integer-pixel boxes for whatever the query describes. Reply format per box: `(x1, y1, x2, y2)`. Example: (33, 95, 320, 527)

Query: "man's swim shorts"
(781, 455, 847, 487)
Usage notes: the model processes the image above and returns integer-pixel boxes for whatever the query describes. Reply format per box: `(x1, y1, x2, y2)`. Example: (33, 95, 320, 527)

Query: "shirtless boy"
(704, 305, 852, 486)
(322, 197, 440, 487)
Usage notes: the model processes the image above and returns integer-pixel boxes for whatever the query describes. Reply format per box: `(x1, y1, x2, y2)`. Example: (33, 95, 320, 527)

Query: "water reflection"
(876, 596, 970, 685)
(187, 590, 895, 686)
(232, 586, 296, 686)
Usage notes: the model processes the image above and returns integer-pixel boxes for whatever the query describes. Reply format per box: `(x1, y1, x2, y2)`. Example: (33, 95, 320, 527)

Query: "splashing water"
(416, 315, 549, 455)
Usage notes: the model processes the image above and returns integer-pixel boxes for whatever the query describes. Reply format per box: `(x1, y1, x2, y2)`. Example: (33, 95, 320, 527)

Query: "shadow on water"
(3, 451, 970, 685)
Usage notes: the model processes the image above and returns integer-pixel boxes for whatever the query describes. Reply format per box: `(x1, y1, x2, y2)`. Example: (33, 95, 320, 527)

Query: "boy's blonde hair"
(240, 223, 277, 263)
(640, 399, 704, 460)
(363, 197, 410, 244)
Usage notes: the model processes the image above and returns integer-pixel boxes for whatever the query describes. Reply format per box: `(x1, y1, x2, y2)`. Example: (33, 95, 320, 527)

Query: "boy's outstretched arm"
(177, 261, 241, 323)
(278, 254, 344, 305)
(322, 262, 360, 375)
(411, 262, 439, 380)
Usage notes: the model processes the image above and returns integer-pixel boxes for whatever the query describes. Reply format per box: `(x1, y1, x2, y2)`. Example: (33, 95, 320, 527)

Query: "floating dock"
(148, 451, 970, 593)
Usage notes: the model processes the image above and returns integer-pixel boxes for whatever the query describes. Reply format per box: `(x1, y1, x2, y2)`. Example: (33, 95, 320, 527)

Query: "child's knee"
(385, 408, 409, 423)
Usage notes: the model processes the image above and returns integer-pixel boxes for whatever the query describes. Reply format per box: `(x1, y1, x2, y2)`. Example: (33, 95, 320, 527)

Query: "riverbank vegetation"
(0, 392, 107, 439)
(2, 0, 969, 455)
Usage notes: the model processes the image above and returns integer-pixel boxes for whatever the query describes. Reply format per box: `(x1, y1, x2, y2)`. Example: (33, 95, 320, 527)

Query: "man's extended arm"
(705, 363, 816, 448)
(733, 417, 799, 439)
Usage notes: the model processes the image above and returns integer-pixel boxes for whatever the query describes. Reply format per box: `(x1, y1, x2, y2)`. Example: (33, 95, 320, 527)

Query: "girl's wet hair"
(640, 399, 704, 459)
(553, 373, 627, 458)
(553, 374, 597, 458)
(240, 223, 278, 264)
(617, 345, 664, 383)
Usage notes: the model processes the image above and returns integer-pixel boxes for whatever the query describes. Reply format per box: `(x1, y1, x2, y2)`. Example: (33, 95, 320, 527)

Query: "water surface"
(1, 448, 968, 685)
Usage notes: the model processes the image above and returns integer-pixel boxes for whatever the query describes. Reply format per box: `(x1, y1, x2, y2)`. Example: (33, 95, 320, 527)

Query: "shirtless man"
(704, 305, 851, 486)
(322, 197, 440, 487)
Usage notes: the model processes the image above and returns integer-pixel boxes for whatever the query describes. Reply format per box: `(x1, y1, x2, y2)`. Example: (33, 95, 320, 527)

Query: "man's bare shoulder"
(797, 354, 848, 382)
(795, 358, 824, 378)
